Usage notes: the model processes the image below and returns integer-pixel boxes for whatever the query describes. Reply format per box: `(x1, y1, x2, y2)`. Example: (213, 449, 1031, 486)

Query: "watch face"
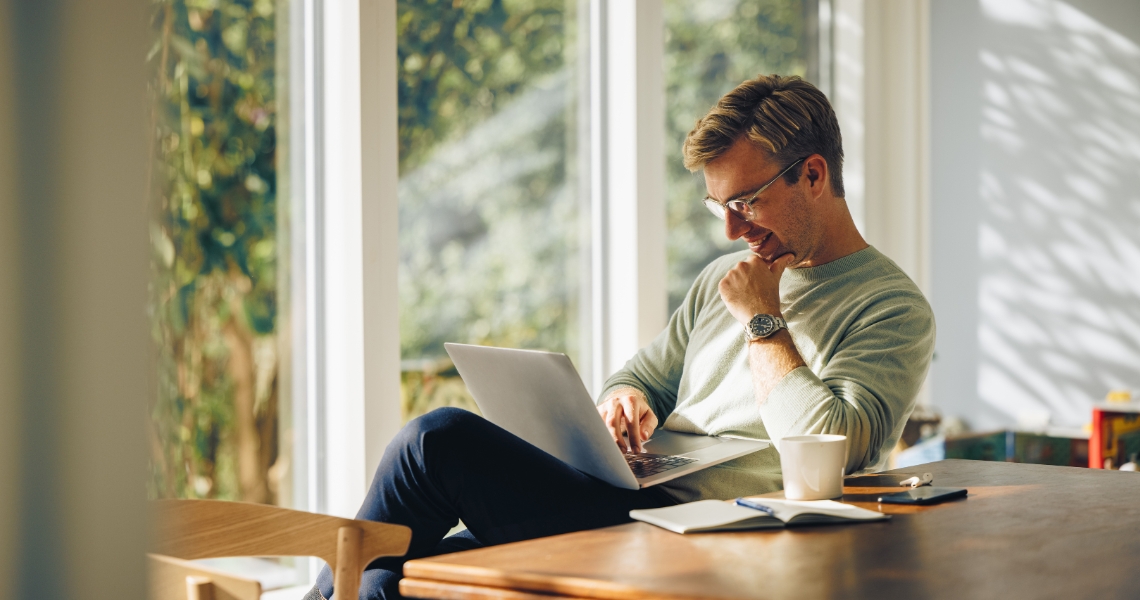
(750, 314, 776, 337)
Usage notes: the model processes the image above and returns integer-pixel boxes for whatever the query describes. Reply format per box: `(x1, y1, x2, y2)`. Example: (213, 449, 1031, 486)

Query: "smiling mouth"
(748, 232, 773, 253)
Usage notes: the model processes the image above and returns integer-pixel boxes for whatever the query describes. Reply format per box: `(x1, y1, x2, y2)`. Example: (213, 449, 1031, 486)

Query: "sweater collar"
(782, 245, 880, 283)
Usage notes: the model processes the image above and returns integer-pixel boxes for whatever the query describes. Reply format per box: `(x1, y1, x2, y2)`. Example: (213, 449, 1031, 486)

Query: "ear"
(803, 155, 828, 200)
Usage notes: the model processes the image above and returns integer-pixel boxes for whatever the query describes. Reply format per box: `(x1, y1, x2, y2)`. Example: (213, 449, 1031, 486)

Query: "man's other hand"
(719, 253, 795, 324)
(597, 388, 657, 454)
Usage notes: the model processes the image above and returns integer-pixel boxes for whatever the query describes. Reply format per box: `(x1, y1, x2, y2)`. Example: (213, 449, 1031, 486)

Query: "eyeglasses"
(701, 158, 806, 221)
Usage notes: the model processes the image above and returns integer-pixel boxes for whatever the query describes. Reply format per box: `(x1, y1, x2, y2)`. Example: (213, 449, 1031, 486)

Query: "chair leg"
(334, 526, 362, 600)
(185, 575, 215, 600)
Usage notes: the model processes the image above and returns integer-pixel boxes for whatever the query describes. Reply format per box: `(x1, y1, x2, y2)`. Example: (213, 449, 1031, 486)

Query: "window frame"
(286, 0, 402, 523)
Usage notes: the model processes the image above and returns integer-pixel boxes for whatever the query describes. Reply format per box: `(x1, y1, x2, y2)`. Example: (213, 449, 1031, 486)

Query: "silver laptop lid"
(444, 343, 639, 489)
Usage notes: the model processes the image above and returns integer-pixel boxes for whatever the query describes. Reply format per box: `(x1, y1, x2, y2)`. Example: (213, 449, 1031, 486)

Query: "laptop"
(444, 343, 771, 490)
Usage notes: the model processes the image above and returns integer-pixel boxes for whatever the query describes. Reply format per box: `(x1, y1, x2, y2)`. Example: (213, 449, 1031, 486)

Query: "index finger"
(600, 401, 629, 451)
(620, 398, 645, 453)
(769, 252, 796, 276)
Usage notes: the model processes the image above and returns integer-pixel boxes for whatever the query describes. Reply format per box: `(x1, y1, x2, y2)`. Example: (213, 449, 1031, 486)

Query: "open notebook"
(629, 498, 889, 534)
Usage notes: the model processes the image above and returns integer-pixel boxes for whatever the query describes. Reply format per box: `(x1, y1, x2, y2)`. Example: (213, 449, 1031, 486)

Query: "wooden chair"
(150, 499, 412, 600)
(148, 554, 262, 600)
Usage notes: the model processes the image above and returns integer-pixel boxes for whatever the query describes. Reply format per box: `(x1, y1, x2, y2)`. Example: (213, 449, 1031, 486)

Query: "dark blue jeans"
(313, 407, 676, 600)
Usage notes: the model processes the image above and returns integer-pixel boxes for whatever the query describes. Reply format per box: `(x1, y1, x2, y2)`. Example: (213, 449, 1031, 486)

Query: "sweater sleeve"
(598, 256, 729, 424)
(758, 290, 936, 474)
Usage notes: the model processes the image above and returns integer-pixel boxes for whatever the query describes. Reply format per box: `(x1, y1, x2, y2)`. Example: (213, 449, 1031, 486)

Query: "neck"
(800, 196, 868, 268)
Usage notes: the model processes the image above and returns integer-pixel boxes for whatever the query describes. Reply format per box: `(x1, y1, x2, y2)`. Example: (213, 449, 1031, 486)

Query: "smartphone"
(878, 486, 968, 505)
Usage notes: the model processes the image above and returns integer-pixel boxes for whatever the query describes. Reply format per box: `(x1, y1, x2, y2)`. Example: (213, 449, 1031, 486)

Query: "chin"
(767, 251, 797, 265)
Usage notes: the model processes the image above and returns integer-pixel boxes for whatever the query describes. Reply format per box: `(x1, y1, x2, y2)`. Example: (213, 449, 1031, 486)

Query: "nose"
(724, 210, 751, 241)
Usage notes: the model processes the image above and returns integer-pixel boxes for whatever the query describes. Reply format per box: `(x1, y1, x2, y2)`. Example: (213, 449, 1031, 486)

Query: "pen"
(734, 498, 775, 515)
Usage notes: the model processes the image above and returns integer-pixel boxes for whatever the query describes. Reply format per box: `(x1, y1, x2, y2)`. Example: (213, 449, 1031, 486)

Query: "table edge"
(403, 561, 708, 600)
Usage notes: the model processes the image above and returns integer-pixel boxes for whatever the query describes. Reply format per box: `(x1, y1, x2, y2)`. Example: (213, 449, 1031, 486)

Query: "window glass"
(665, 0, 810, 312)
(148, 0, 288, 511)
(397, 1, 586, 421)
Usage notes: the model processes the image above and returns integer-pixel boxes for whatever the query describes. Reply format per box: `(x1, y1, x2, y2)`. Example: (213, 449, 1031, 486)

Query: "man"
(597, 74, 934, 502)
(305, 74, 934, 600)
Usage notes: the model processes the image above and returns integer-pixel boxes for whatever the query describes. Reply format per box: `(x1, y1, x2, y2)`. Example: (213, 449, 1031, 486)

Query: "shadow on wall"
(977, 0, 1140, 428)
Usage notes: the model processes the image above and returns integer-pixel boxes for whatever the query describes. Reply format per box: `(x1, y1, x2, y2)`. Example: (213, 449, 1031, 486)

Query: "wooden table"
(400, 460, 1140, 599)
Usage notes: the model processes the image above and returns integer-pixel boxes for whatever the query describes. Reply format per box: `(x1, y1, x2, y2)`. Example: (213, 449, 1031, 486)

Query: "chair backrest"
(151, 499, 412, 600)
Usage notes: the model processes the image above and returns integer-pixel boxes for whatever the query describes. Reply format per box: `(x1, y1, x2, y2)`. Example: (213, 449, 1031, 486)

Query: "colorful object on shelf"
(944, 430, 1089, 468)
(1090, 403, 1140, 470)
(1105, 390, 1134, 404)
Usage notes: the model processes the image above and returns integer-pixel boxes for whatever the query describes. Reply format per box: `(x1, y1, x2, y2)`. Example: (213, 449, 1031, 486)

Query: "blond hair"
(682, 75, 844, 198)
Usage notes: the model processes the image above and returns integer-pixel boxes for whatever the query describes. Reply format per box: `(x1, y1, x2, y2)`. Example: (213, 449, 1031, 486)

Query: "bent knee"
(396, 407, 483, 452)
(412, 406, 480, 434)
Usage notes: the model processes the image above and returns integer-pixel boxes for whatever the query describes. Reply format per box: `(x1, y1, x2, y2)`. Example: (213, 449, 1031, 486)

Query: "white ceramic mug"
(779, 434, 848, 500)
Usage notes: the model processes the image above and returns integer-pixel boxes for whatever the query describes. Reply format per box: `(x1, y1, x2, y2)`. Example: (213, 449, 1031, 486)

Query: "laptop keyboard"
(625, 453, 699, 479)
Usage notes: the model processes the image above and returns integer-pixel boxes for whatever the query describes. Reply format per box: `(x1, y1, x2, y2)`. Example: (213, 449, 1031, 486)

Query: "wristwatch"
(744, 314, 787, 341)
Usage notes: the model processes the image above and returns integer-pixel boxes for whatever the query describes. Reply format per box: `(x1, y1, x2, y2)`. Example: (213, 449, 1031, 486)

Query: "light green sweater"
(601, 246, 935, 502)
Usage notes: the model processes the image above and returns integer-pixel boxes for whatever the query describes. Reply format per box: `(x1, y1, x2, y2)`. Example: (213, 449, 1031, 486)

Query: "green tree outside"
(148, 0, 282, 504)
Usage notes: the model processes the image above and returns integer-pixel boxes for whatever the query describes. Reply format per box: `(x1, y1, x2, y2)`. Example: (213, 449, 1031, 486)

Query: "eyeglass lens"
(703, 198, 750, 220)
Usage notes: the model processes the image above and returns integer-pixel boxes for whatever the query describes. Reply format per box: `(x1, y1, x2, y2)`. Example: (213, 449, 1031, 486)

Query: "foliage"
(397, 0, 575, 175)
(148, 0, 281, 503)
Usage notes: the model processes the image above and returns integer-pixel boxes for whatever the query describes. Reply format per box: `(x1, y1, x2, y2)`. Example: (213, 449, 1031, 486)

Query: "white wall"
(931, 0, 1140, 430)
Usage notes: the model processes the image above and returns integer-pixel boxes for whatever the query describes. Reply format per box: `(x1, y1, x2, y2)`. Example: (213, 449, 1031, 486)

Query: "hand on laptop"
(597, 388, 657, 454)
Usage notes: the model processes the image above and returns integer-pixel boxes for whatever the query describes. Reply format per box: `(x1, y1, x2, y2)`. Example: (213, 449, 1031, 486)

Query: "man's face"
(703, 138, 817, 267)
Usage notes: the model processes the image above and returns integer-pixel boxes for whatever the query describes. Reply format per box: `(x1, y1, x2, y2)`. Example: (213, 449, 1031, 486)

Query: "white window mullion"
(863, 0, 931, 297)
(312, 0, 401, 520)
(627, 1, 668, 357)
(592, 0, 667, 390)
(359, 0, 402, 482)
(320, 0, 367, 519)
(285, 0, 323, 520)
(282, 0, 325, 527)
(588, 0, 605, 395)
(833, 0, 866, 234)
